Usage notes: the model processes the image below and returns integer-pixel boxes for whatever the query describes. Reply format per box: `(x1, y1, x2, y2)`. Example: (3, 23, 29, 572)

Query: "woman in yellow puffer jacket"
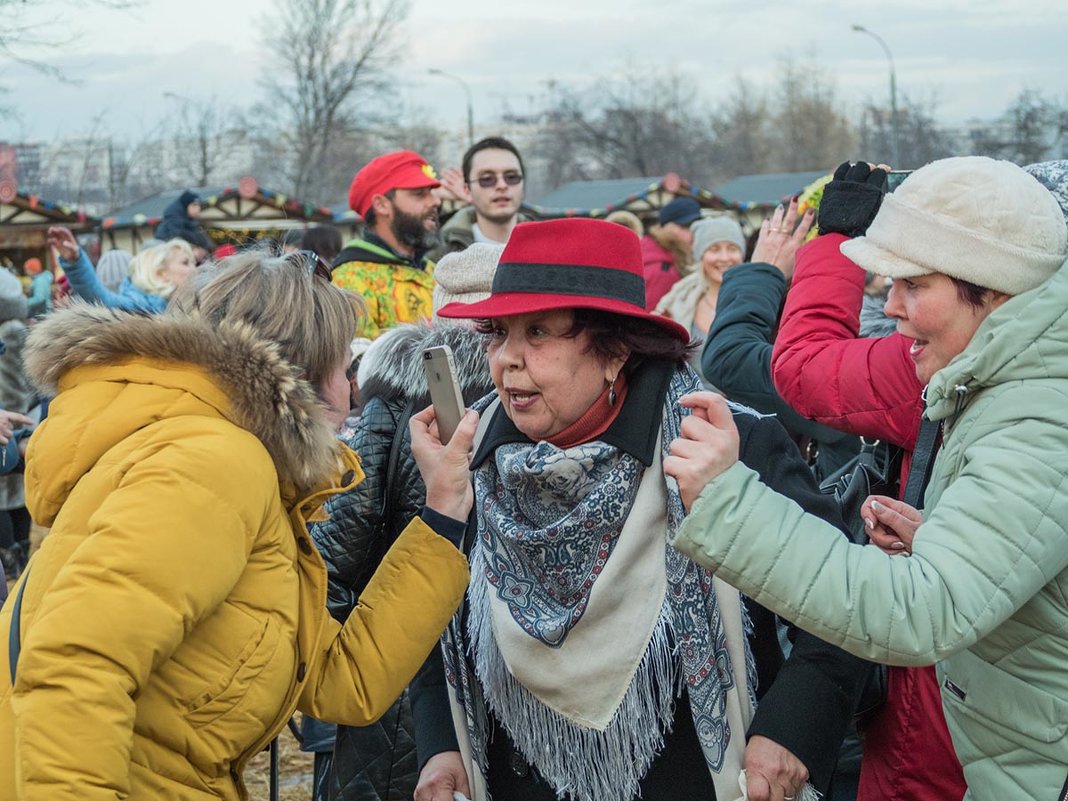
(0, 249, 470, 801)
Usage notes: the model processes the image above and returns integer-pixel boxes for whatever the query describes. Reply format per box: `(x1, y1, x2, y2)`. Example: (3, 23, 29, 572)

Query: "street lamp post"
(852, 24, 900, 167)
(428, 68, 474, 146)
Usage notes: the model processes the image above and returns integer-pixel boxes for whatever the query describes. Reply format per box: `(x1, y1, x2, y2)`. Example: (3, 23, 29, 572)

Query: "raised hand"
(817, 161, 889, 239)
(751, 197, 816, 281)
(434, 166, 471, 204)
(46, 226, 80, 262)
(664, 391, 740, 512)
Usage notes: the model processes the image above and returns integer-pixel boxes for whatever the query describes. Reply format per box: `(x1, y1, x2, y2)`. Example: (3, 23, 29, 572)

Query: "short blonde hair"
(129, 239, 195, 299)
(168, 248, 362, 389)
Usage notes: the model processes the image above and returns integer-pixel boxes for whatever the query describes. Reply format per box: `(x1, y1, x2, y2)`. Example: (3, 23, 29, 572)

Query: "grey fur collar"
(24, 302, 340, 494)
(359, 322, 494, 406)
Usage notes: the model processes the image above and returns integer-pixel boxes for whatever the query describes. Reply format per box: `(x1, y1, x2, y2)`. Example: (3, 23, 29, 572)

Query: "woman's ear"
(987, 290, 1013, 311)
(604, 350, 631, 384)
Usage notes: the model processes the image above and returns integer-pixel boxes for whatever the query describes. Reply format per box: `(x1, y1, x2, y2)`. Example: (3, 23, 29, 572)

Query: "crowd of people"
(0, 131, 1066, 801)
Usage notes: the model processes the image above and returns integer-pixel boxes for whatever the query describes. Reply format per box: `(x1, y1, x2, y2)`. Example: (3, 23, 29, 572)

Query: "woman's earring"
(608, 376, 618, 407)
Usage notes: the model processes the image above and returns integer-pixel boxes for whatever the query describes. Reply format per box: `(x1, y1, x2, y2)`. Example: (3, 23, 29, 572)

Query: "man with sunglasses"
(428, 137, 527, 261)
(334, 150, 443, 339)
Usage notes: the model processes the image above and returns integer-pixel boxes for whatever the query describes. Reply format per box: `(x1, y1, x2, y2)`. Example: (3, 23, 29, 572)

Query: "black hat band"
(492, 261, 645, 308)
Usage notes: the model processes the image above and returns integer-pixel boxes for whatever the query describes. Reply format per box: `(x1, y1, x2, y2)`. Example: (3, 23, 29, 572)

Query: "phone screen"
(886, 170, 912, 193)
(422, 346, 465, 444)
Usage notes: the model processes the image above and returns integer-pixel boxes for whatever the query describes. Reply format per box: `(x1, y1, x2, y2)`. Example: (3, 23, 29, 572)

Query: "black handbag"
(819, 417, 942, 727)
(819, 438, 903, 545)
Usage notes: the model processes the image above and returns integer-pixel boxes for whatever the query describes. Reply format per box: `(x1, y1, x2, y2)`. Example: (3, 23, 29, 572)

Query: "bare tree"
(969, 89, 1067, 164)
(858, 93, 956, 168)
(708, 79, 774, 178)
(770, 59, 856, 173)
(165, 96, 250, 186)
(0, 0, 128, 121)
(526, 72, 719, 191)
(706, 58, 856, 178)
(0, 0, 130, 81)
(259, 0, 410, 201)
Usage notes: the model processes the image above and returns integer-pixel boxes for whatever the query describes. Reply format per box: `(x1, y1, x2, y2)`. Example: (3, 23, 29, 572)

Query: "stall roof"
(0, 190, 98, 228)
(524, 175, 743, 219)
(102, 183, 334, 230)
(712, 171, 830, 207)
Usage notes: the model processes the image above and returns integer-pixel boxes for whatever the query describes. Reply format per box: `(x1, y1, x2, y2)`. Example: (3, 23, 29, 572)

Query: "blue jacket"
(59, 250, 167, 314)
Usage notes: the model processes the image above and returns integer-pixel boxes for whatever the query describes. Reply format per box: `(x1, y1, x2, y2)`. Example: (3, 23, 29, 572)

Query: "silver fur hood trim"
(358, 322, 493, 404)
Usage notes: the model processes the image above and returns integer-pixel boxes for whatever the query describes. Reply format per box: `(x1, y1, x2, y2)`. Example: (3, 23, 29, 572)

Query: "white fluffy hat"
(432, 242, 505, 320)
(841, 156, 1067, 295)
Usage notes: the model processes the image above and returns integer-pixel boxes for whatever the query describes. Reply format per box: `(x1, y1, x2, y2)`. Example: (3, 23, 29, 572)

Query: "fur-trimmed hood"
(357, 322, 494, 407)
(24, 303, 341, 497)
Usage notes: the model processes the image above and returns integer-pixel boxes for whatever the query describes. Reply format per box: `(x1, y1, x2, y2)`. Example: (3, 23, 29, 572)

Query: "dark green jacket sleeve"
(703, 263, 857, 475)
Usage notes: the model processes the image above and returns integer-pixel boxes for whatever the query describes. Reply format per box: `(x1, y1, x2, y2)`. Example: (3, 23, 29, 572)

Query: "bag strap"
(379, 399, 417, 543)
(7, 566, 29, 684)
(902, 416, 943, 509)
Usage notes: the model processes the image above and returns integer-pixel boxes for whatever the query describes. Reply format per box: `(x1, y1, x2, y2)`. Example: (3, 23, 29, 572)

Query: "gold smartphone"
(422, 345, 465, 444)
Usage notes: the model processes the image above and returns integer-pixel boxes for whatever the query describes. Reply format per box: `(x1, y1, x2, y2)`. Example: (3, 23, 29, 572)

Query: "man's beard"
(391, 207, 440, 251)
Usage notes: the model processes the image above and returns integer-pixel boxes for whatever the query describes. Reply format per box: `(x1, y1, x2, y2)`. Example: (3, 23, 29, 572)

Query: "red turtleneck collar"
(546, 372, 629, 449)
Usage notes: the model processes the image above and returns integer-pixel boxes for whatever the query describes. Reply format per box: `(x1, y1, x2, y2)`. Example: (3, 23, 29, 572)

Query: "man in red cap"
(332, 150, 442, 339)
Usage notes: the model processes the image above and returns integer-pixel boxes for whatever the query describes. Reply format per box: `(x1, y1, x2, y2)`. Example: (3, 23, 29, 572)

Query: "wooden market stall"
(525, 170, 831, 235)
(0, 188, 98, 272)
(100, 179, 335, 254)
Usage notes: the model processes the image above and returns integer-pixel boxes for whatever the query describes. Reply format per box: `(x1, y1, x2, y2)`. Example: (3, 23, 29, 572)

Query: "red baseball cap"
(348, 150, 441, 217)
(436, 218, 690, 343)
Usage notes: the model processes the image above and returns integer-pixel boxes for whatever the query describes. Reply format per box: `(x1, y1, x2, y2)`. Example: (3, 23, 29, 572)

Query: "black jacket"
(410, 359, 871, 799)
(154, 196, 213, 251)
(701, 262, 859, 478)
(309, 322, 493, 801)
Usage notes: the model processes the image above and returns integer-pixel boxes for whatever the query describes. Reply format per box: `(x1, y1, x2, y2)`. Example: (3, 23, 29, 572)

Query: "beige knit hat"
(432, 242, 505, 321)
(841, 156, 1067, 296)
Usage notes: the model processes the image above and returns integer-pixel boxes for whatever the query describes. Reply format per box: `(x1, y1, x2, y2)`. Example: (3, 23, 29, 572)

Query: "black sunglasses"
(471, 171, 523, 189)
(290, 249, 333, 281)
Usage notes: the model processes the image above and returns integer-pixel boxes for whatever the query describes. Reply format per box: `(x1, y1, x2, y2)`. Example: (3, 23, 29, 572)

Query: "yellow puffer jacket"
(0, 305, 469, 801)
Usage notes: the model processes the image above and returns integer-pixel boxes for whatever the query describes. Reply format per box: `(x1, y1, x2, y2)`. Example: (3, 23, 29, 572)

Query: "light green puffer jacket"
(675, 260, 1068, 800)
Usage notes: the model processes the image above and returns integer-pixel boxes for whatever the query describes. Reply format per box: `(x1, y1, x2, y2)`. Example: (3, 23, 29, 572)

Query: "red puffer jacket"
(771, 233, 966, 801)
(640, 234, 681, 310)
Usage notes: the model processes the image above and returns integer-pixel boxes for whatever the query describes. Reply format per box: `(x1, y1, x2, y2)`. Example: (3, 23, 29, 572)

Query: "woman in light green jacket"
(662, 157, 1068, 801)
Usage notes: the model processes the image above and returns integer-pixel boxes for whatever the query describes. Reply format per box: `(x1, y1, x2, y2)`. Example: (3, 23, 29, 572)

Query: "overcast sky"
(3, 0, 1066, 160)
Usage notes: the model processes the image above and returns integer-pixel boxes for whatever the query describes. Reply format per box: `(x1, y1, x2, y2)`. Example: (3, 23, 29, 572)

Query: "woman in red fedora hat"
(407, 218, 869, 801)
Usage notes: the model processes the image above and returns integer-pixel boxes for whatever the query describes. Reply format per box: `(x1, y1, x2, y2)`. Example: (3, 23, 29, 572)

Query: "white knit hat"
(432, 242, 505, 321)
(841, 156, 1067, 296)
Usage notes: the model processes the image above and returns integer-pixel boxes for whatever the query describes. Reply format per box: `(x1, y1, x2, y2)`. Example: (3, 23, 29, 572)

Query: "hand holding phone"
(422, 346, 466, 444)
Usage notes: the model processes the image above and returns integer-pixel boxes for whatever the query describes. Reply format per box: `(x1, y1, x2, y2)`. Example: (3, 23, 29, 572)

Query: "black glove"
(817, 161, 888, 238)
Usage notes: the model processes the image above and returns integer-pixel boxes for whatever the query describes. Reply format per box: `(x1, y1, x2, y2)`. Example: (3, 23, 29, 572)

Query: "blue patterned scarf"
(443, 366, 759, 801)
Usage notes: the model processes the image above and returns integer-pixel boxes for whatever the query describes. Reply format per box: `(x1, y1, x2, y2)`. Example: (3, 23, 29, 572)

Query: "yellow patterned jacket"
(331, 236, 435, 339)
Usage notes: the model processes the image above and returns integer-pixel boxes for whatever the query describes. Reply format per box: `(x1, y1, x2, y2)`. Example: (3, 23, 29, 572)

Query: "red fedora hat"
(436, 218, 690, 343)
